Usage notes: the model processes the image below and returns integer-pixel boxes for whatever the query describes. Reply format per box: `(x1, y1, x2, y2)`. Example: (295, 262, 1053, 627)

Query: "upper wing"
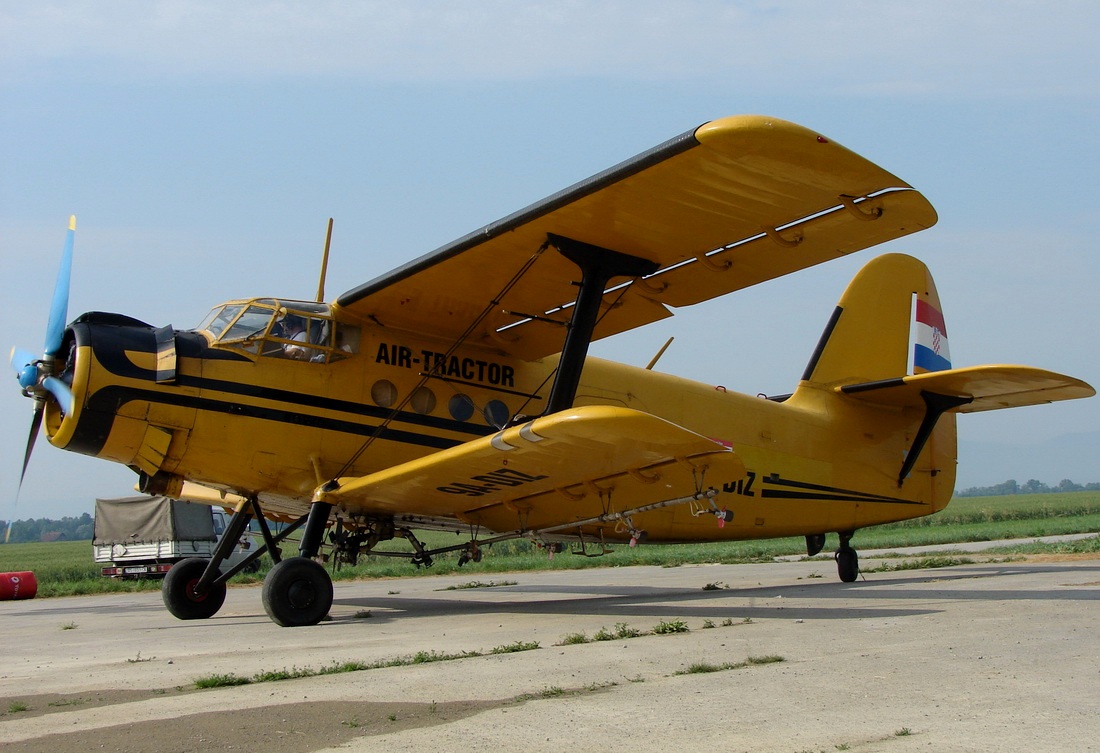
(313, 405, 745, 533)
(336, 115, 937, 360)
(839, 365, 1096, 412)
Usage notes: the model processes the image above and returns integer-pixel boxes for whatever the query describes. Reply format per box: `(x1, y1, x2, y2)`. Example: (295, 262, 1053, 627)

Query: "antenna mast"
(315, 218, 334, 303)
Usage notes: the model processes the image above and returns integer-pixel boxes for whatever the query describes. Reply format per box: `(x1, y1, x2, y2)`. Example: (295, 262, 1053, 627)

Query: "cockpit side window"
(198, 304, 245, 339)
(222, 305, 278, 342)
(269, 313, 360, 363)
(198, 299, 359, 363)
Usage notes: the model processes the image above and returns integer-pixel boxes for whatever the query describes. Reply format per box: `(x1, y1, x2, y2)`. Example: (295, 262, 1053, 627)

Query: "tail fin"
(801, 253, 944, 387)
(803, 252, 1093, 408)
(797, 253, 1093, 494)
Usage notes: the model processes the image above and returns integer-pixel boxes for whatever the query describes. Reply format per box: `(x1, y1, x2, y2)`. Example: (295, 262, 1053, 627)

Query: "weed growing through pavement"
(490, 640, 540, 654)
(611, 622, 641, 638)
(865, 557, 973, 573)
(439, 579, 517, 591)
(194, 673, 251, 689)
(674, 655, 785, 675)
(48, 698, 87, 707)
(652, 618, 689, 634)
(558, 616, 750, 645)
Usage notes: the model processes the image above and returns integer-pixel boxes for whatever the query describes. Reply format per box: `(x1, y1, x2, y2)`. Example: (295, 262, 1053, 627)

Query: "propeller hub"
(18, 363, 39, 390)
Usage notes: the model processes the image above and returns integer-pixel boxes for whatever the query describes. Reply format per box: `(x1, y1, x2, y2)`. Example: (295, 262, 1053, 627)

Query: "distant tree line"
(0, 513, 94, 544)
(3, 481, 1100, 540)
(955, 479, 1100, 498)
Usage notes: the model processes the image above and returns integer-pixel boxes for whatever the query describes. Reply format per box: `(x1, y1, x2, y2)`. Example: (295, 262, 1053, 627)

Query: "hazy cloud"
(3, 1, 1097, 96)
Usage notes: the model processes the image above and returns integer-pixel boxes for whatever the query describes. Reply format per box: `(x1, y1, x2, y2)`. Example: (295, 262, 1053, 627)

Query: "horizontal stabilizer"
(839, 365, 1095, 413)
(314, 406, 741, 519)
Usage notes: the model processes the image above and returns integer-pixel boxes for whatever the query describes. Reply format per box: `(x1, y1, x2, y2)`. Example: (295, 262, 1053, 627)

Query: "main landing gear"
(161, 498, 335, 627)
(262, 501, 334, 627)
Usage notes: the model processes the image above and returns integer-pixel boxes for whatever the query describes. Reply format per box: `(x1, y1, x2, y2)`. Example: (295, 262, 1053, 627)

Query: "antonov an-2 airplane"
(12, 115, 1094, 626)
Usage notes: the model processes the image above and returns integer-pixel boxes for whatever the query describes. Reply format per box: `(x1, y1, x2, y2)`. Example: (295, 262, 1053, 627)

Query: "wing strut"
(542, 233, 659, 415)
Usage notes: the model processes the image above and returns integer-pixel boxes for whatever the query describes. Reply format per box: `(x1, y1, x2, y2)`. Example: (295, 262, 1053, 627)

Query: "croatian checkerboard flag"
(913, 299, 951, 373)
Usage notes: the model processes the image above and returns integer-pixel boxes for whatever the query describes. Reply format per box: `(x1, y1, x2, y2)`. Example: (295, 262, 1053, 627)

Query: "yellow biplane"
(12, 115, 1093, 626)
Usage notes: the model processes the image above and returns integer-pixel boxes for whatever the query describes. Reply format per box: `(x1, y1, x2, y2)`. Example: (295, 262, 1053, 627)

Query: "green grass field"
(1, 491, 1097, 598)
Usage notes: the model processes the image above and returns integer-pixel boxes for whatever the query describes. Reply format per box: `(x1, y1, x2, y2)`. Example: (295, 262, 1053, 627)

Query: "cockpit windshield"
(195, 299, 359, 363)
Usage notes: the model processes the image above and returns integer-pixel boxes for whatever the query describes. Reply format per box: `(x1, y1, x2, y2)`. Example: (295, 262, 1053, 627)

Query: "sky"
(2, 1, 1098, 520)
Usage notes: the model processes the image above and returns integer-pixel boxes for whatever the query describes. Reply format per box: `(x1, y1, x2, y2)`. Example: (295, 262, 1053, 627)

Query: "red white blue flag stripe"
(914, 299, 950, 373)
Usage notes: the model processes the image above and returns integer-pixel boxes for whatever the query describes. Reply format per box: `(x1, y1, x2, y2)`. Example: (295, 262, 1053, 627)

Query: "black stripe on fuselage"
(68, 324, 500, 457)
(761, 475, 925, 505)
(176, 373, 498, 438)
(78, 384, 485, 455)
(82, 324, 503, 436)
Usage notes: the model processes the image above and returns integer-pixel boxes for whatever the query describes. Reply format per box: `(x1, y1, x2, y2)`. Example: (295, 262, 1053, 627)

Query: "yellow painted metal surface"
(335, 115, 937, 361)
(842, 366, 1095, 412)
(315, 406, 742, 519)
(35, 115, 1092, 548)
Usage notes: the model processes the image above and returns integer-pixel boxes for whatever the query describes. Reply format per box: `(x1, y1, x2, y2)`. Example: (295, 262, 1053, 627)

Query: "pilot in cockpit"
(282, 315, 311, 360)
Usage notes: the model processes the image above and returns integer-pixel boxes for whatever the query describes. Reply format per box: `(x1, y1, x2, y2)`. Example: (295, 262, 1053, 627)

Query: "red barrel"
(0, 571, 38, 600)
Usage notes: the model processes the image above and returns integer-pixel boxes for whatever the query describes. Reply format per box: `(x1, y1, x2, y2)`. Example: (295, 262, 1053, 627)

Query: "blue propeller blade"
(44, 215, 75, 357)
(13, 216, 79, 493)
(10, 347, 38, 389)
(10, 347, 35, 370)
(41, 376, 75, 415)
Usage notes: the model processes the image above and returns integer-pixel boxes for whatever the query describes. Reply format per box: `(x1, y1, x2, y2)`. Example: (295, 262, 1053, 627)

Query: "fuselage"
(44, 297, 955, 543)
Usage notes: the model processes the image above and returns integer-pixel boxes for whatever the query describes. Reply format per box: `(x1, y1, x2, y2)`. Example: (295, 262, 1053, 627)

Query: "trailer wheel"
(163, 558, 226, 619)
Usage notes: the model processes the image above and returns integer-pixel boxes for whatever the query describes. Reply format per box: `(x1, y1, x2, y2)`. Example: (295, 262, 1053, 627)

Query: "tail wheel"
(835, 547, 860, 583)
(262, 557, 333, 627)
(163, 558, 227, 620)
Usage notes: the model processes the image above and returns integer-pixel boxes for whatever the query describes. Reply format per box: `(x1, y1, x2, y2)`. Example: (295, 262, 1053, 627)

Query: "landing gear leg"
(835, 530, 860, 583)
(262, 501, 334, 627)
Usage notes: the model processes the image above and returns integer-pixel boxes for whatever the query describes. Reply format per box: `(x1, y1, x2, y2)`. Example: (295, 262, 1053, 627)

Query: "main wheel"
(262, 557, 333, 627)
(163, 558, 226, 620)
(835, 547, 860, 583)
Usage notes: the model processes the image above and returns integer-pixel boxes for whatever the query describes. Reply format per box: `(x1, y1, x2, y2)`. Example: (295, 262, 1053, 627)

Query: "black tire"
(262, 557, 333, 627)
(162, 558, 226, 620)
(835, 548, 859, 583)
